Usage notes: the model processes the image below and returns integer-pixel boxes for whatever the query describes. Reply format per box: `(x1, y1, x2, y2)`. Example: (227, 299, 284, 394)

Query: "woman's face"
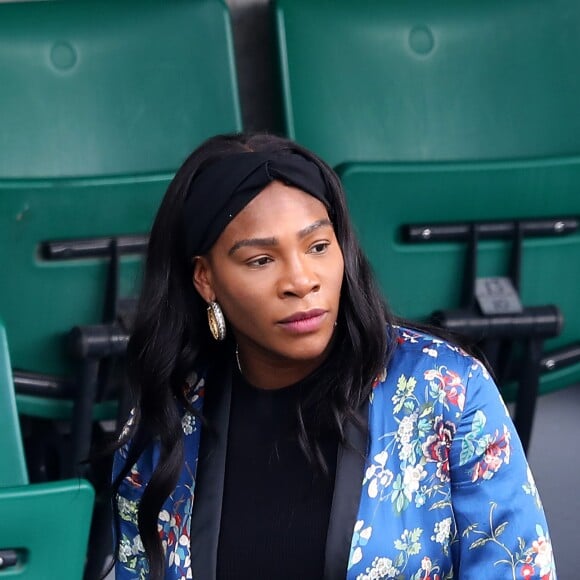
(193, 180, 344, 388)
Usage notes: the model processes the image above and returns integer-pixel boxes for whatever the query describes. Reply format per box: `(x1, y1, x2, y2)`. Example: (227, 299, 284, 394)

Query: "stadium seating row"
(277, 0, 580, 425)
(0, 1, 241, 576)
(0, 0, 579, 575)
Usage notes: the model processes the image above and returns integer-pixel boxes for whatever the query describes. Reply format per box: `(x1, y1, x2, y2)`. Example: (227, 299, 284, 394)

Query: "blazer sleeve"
(449, 363, 557, 579)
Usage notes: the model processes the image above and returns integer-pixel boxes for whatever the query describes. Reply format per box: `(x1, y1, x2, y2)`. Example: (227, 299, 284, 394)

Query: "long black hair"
(111, 132, 398, 577)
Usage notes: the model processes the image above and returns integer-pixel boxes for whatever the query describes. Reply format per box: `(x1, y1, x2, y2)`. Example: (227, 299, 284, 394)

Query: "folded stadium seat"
(275, 0, 580, 166)
(0, 0, 242, 481)
(275, 0, 580, 450)
(339, 160, 580, 451)
(0, 321, 95, 579)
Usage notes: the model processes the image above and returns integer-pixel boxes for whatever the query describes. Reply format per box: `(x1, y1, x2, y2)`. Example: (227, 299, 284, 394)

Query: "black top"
(215, 370, 339, 580)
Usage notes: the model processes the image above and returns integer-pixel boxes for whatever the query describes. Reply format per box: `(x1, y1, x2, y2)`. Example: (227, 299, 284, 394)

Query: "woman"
(112, 133, 556, 579)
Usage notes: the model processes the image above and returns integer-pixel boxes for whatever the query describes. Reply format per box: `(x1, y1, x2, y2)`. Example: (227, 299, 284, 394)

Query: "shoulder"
(371, 325, 494, 418)
(384, 325, 489, 382)
(359, 327, 556, 578)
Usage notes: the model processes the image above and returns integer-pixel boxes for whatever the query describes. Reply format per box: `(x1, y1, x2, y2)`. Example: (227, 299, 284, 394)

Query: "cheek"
(213, 274, 275, 326)
(328, 254, 345, 298)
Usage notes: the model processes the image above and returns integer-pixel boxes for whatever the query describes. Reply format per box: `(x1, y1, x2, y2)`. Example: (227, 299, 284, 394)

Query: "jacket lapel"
(323, 399, 369, 580)
(189, 363, 232, 580)
(188, 364, 369, 580)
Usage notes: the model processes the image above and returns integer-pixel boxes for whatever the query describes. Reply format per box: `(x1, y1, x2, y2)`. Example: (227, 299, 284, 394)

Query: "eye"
(246, 255, 273, 268)
(308, 241, 330, 255)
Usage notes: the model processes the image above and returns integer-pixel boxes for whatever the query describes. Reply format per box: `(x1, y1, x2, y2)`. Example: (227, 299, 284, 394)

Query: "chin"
(283, 334, 334, 362)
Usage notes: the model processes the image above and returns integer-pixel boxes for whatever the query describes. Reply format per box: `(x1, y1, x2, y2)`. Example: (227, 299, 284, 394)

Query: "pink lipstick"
(278, 309, 328, 334)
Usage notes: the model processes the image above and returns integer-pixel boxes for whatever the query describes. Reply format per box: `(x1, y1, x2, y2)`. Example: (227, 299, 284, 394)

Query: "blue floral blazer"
(113, 327, 556, 579)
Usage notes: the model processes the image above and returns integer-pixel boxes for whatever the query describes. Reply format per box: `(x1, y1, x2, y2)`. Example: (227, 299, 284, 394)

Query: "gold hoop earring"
(207, 301, 226, 341)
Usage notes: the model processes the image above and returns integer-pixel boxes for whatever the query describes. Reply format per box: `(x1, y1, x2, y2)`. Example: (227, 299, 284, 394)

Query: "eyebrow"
(228, 218, 333, 256)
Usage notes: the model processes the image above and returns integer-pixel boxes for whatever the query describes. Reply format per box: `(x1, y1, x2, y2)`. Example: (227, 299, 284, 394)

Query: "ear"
(192, 256, 215, 303)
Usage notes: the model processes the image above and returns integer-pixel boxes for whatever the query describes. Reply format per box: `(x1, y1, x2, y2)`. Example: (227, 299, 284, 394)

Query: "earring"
(207, 301, 226, 341)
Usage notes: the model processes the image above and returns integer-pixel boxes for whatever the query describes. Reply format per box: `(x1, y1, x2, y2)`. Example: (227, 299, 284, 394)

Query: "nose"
(278, 255, 320, 299)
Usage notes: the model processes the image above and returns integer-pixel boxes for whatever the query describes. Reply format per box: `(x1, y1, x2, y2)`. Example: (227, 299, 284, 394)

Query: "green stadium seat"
(339, 159, 580, 450)
(275, 0, 580, 167)
(0, 321, 95, 578)
(275, 0, 580, 449)
(0, 0, 241, 442)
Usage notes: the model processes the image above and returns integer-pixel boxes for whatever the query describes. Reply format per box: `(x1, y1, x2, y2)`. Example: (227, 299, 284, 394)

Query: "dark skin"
(193, 181, 345, 390)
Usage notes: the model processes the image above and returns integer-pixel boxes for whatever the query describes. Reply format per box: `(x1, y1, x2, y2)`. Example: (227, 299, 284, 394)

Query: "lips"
(277, 309, 328, 334)
(279, 309, 327, 323)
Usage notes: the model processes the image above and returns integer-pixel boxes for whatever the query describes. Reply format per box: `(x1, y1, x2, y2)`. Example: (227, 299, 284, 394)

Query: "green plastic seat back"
(1, 324, 95, 577)
(0, 480, 95, 579)
(0, 0, 241, 179)
(339, 158, 580, 396)
(276, 0, 580, 167)
(0, 0, 242, 379)
(0, 323, 28, 487)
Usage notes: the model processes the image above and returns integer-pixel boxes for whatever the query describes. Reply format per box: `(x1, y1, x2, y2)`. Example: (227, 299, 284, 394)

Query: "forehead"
(219, 181, 331, 240)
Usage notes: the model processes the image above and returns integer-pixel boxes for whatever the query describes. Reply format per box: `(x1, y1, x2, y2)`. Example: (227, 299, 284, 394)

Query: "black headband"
(183, 151, 330, 256)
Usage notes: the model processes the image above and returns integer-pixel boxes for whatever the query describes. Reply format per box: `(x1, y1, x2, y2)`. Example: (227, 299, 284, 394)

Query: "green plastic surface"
(0, 480, 94, 579)
(15, 395, 118, 421)
(0, 0, 242, 383)
(0, 324, 28, 487)
(276, 0, 580, 168)
(1, 321, 94, 579)
(0, 0, 242, 179)
(1, 177, 166, 376)
(339, 158, 580, 396)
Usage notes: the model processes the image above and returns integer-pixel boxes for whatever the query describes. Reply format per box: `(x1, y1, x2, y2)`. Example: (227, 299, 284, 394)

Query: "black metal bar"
(540, 343, 580, 372)
(510, 221, 523, 293)
(479, 338, 503, 374)
(404, 217, 578, 243)
(103, 238, 120, 322)
(83, 494, 114, 580)
(68, 324, 129, 359)
(514, 337, 543, 453)
(0, 550, 18, 569)
(13, 370, 73, 398)
(41, 234, 148, 261)
(432, 305, 562, 341)
(68, 359, 100, 478)
(462, 224, 478, 310)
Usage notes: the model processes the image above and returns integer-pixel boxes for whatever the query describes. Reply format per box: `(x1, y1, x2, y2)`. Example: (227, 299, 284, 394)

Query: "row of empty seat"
(1, 0, 579, 575)
(0, 1, 241, 576)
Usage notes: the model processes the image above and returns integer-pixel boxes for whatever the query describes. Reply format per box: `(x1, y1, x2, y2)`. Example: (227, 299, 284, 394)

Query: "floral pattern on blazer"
(113, 327, 556, 579)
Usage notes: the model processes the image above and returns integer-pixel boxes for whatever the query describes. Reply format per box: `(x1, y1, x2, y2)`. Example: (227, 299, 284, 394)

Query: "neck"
(235, 344, 326, 390)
